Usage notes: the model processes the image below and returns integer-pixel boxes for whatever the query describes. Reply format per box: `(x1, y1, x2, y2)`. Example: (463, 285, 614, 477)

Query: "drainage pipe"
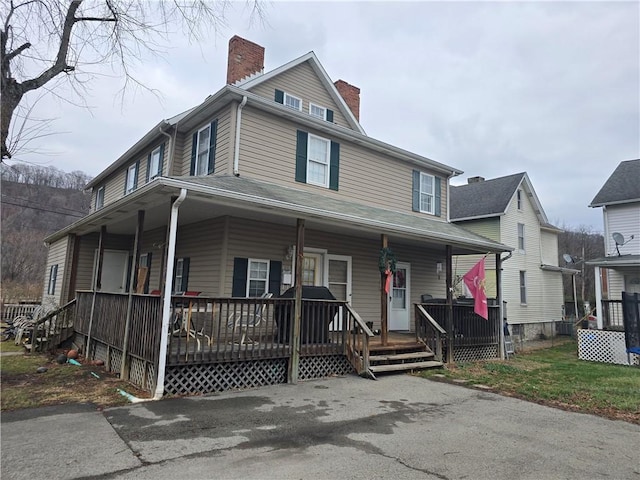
(233, 96, 248, 176)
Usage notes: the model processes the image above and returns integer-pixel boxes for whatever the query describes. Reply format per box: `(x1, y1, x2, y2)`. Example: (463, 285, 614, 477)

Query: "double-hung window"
(517, 189, 523, 210)
(95, 186, 105, 210)
(247, 259, 269, 297)
(47, 265, 58, 295)
(519, 271, 527, 304)
(517, 223, 525, 252)
(195, 125, 211, 176)
(147, 145, 162, 181)
(173, 257, 190, 293)
(125, 163, 138, 194)
(307, 134, 331, 187)
(419, 173, 435, 214)
(309, 103, 327, 120)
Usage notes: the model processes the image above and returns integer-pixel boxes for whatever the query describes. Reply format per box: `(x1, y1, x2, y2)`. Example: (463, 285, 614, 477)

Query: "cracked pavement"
(2, 375, 639, 480)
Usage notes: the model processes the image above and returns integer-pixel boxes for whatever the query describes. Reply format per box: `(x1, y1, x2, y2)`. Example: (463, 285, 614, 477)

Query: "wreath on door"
(378, 247, 397, 274)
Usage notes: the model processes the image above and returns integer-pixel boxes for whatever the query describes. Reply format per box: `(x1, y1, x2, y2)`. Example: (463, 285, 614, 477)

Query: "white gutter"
(233, 96, 248, 176)
(154, 188, 187, 400)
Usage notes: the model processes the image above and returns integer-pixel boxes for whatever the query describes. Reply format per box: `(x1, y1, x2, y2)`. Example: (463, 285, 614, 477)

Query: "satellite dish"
(612, 232, 625, 246)
(562, 253, 573, 264)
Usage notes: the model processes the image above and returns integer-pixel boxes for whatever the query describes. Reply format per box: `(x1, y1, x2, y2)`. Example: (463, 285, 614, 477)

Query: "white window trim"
(47, 265, 57, 295)
(149, 146, 162, 180)
(125, 163, 137, 194)
(284, 92, 302, 111)
(95, 186, 105, 210)
(246, 258, 270, 297)
(194, 124, 211, 176)
(306, 133, 331, 188)
(309, 102, 327, 120)
(419, 172, 435, 214)
(517, 223, 525, 252)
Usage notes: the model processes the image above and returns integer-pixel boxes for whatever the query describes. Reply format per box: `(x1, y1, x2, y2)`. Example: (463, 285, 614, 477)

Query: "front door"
(389, 262, 410, 331)
(326, 255, 352, 331)
(94, 249, 129, 293)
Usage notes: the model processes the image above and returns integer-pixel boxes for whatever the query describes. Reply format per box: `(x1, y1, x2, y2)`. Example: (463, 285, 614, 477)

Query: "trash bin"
(275, 286, 338, 344)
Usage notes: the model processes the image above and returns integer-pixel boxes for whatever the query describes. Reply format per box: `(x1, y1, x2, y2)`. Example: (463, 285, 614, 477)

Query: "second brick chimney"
(227, 35, 265, 85)
(334, 80, 361, 121)
(468, 176, 486, 184)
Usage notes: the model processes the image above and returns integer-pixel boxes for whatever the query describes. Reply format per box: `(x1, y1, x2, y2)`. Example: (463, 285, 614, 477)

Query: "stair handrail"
(415, 304, 445, 362)
(29, 299, 77, 352)
(344, 303, 375, 378)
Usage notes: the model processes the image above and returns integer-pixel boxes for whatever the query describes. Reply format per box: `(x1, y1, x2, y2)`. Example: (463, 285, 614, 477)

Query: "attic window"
(309, 103, 326, 120)
(517, 189, 523, 210)
(284, 93, 302, 111)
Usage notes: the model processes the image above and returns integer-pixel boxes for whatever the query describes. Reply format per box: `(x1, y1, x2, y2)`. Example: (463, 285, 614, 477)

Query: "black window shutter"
(295, 130, 308, 183)
(329, 141, 340, 191)
(207, 120, 217, 174)
(180, 258, 190, 292)
(232, 257, 249, 297)
(146, 152, 152, 182)
(126, 255, 133, 293)
(190, 132, 198, 175)
(275, 89, 284, 104)
(326, 109, 334, 123)
(269, 261, 282, 295)
(412, 170, 420, 212)
(434, 177, 442, 217)
(144, 252, 152, 294)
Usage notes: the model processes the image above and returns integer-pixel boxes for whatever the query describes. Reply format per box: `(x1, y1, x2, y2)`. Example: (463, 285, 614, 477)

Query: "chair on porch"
(226, 292, 273, 345)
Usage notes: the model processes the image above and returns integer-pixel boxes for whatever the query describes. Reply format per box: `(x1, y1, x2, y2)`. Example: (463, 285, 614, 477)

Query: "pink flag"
(462, 258, 488, 320)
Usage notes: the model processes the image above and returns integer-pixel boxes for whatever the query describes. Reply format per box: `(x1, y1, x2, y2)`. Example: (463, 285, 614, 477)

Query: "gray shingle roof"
(449, 173, 525, 220)
(589, 159, 640, 207)
(171, 174, 511, 253)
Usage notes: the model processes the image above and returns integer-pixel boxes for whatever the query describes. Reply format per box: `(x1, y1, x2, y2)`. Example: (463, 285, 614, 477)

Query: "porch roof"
(46, 175, 512, 255)
(585, 254, 640, 268)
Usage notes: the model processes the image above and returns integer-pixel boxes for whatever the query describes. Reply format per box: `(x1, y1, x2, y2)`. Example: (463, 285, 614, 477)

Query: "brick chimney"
(468, 176, 485, 184)
(226, 35, 265, 85)
(334, 80, 360, 121)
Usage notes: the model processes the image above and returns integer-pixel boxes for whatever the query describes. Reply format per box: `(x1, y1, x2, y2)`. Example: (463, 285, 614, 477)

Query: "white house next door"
(389, 262, 410, 331)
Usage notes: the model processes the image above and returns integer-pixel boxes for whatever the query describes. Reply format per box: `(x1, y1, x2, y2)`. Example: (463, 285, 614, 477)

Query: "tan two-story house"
(42, 36, 510, 395)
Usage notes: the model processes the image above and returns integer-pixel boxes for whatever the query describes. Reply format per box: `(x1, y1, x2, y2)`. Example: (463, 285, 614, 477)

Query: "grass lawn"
(0, 350, 150, 411)
(421, 341, 640, 424)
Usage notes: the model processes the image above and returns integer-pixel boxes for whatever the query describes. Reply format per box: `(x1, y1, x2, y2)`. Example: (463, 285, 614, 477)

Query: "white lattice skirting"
(578, 329, 640, 366)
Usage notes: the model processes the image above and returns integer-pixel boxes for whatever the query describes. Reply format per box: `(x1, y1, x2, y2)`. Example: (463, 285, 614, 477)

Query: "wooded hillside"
(1, 164, 92, 302)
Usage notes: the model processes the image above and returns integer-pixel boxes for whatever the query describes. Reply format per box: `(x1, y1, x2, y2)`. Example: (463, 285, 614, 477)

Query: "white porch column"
(594, 266, 603, 329)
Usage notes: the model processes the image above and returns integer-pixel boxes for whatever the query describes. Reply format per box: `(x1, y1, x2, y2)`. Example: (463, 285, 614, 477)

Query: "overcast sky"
(10, 1, 640, 232)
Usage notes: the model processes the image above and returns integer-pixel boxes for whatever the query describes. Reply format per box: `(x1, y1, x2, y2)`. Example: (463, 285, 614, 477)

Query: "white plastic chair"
(227, 292, 273, 345)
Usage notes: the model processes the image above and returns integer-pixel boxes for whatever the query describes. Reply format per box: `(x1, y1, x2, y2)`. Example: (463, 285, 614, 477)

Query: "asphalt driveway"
(2, 374, 639, 479)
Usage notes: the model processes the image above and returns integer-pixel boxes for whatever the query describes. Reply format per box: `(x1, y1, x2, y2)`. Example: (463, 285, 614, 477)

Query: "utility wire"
(2, 193, 88, 216)
(1, 200, 86, 218)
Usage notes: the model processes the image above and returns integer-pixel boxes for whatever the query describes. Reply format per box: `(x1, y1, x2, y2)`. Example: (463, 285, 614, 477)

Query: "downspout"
(233, 96, 248, 176)
(159, 124, 173, 176)
(154, 188, 187, 400)
(498, 251, 512, 359)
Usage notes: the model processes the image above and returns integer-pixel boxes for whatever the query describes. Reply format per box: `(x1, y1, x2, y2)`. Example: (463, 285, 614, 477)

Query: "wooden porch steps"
(366, 341, 444, 375)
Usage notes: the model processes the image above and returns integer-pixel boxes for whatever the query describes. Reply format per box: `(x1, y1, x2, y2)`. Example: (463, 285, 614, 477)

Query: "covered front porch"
(47, 175, 510, 394)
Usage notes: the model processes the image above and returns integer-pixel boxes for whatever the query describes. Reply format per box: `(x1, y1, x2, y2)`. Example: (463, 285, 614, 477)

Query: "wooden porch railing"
(1, 302, 40, 322)
(415, 304, 445, 362)
(74, 292, 372, 376)
(28, 299, 77, 353)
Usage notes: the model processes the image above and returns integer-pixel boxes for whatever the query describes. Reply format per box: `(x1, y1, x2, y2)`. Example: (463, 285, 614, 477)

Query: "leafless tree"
(1, 0, 265, 160)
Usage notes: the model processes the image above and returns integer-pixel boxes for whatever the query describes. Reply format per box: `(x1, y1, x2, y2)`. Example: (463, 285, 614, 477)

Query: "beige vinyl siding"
(138, 227, 167, 292)
(177, 107, 232, 177)
(43, 237, 69, 304)
(75, 233, 134, 291)
(170, 133, 186, 176)
(222, 217, 449, 330)
(500, 186, 553, 325)
(541, 270, 564, 321)
(453, 218, 500, 242)
(248, 62, 351, 129)
(237, 106, 448, 219)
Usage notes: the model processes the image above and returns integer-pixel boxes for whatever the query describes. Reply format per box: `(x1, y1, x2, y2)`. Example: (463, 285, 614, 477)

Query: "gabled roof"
(450, 172, 556, 228)
(589, 159, 640, 207)
(235, 51, 366, 135)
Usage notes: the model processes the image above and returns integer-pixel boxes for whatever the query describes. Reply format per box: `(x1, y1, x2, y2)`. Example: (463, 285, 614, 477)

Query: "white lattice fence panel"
(92, 341, 108, 362)
(109, 349, 123, 372)
(129, 357, 146, 388)
(578, 329, 638, 366)
(453, 345, 499, 363)
(299, 355, 353, 380)
(164, 359, 288, 395)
